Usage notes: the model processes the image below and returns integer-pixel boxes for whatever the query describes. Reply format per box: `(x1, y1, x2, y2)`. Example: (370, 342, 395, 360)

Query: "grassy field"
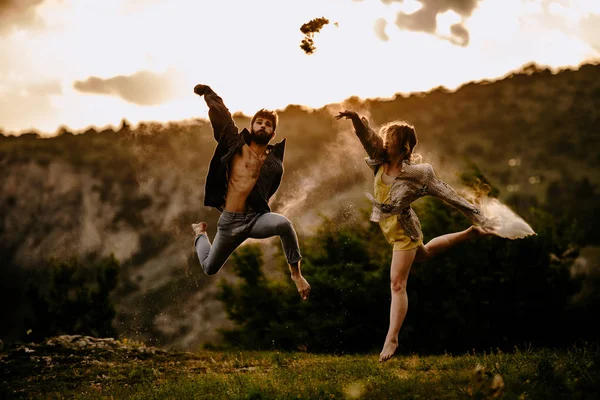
(1, 336, 598, 399)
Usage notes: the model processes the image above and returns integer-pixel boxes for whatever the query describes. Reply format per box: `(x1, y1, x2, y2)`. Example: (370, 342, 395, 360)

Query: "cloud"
(448, 22, 470, 46)
(374, 18, 389, 41)
(581, 14, 600, 54)
(520, 1, 600, 56)
(0, 0, 46, 34)
(299, 17, 332, 55)
(384, 0, 482, 46)
(73, 70, 179, 106)
(25, 80, 62, 96)
(0, 79, 61, 133)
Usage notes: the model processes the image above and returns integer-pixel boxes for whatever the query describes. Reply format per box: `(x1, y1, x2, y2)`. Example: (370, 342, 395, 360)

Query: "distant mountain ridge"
(1, 62, 599, 350)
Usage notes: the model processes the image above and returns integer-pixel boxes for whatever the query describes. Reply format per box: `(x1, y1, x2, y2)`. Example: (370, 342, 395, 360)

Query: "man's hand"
(194, 84, 212, 96)
(335, 110, 359, 120)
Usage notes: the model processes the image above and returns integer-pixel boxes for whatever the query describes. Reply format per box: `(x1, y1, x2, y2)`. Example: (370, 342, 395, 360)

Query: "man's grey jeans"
(194, 210, 302, 275)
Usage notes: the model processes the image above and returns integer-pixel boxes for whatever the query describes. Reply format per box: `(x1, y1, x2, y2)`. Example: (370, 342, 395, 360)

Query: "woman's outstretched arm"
(425, 164, 490, 227)
(335, 110, 385, 160)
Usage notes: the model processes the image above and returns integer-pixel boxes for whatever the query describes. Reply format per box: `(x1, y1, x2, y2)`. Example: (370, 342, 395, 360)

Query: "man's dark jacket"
(202, 88, 286, 213)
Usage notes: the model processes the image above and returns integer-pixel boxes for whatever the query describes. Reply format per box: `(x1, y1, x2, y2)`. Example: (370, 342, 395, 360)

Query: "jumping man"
(191, 84, 310, 300)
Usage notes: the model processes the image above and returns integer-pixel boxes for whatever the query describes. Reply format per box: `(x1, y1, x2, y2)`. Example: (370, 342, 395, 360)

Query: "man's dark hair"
(251, 109, 278, 132)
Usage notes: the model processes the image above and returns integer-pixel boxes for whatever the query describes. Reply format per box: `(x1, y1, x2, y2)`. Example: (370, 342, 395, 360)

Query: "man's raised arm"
(194, 84, 238, 142)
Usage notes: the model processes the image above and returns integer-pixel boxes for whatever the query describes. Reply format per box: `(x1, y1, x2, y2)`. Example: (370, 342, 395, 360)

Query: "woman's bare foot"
(291, 274, 311, 300)
(192, 222, 207, 236)
(379, 338, 398, 363)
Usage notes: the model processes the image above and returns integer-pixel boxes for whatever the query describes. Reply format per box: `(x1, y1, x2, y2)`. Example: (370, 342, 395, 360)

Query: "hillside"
(1, 62, 599, 351)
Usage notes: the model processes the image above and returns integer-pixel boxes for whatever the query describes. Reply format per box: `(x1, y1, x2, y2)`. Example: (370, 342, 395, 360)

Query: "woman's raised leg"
(414, 225, 490, 263)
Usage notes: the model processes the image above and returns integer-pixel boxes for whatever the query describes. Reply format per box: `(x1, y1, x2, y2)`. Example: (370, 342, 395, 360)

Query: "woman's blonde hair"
(379, 120, 419, 163)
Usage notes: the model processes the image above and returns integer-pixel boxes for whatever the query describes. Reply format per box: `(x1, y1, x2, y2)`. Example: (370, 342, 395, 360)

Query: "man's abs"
(224, 145, 266, 212)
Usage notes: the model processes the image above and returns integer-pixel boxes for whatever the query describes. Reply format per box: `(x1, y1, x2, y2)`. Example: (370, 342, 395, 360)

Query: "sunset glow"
(0, 0, 598, 135)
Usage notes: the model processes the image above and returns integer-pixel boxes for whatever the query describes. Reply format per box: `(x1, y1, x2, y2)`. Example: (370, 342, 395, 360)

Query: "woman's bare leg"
(414, 225, 490, 263)
(380, 226, 491, 361)
(380, 248, 417, 363)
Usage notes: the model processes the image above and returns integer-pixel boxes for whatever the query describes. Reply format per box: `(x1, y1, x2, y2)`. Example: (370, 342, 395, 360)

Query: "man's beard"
(248, 128, 274, 145)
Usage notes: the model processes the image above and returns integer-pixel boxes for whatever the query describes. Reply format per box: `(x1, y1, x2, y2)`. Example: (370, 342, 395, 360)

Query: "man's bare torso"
(224, 144, 268, 212)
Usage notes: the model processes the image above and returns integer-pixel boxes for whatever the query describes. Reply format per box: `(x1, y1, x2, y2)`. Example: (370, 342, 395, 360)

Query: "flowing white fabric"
(478, 196, 536, 239)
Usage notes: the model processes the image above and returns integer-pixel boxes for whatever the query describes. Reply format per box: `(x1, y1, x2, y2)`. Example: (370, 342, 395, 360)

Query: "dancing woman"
(336, 110, 496, 362)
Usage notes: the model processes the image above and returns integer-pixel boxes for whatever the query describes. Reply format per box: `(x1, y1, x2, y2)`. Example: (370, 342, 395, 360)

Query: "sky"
(0, 0, 599, 136)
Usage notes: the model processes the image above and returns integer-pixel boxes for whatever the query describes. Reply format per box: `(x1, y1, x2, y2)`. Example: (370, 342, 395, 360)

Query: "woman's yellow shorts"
(378, 215, 423, 251)
(374, 167, 422, 251)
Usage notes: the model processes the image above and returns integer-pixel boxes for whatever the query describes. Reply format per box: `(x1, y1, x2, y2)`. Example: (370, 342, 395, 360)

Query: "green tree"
(405, 200, 584, 353)
(26, 255, 120, 341)
(217, 214, 392, 353)
(218, 200, 589, 354)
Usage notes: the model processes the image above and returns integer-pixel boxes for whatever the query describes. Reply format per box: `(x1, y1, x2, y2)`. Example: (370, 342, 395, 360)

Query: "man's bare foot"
(291, 274, 311, 300)
(192, 222, 207, 236)
(379, 339, 398, 363)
